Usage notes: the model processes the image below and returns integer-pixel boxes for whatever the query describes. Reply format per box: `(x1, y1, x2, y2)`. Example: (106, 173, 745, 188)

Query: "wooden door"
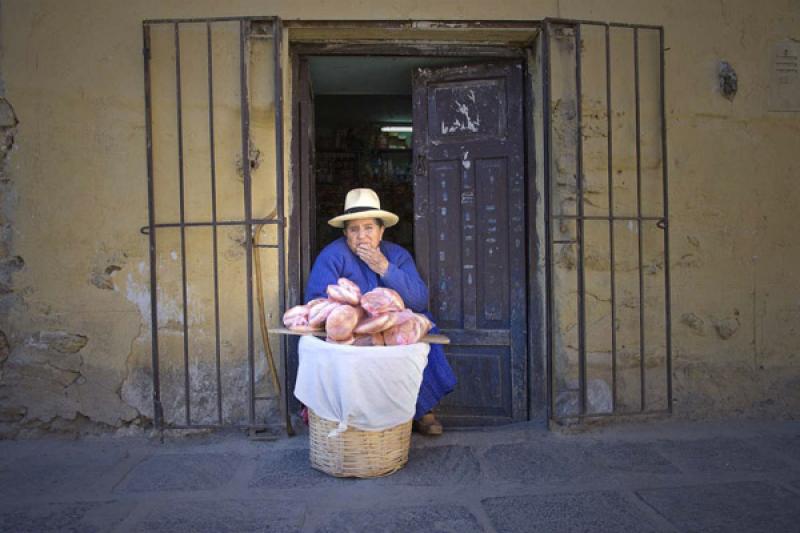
(413, 62, 528, 424)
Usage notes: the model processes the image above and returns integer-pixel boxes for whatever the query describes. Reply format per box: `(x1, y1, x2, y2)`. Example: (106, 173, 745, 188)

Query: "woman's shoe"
(413, 412, 443, 436)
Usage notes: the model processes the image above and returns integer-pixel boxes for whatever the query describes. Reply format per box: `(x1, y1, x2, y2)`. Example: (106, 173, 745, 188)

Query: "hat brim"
(328, 209, 399, 228)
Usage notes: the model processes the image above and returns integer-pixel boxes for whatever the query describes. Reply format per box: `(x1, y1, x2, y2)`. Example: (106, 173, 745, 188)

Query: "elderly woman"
(305, 188, 456, 435)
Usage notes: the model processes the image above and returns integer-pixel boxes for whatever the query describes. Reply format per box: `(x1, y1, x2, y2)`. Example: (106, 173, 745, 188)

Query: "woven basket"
(308, 409, 413, 478)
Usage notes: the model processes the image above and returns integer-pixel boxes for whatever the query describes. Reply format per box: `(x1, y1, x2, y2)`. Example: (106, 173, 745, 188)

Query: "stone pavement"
(0, 418, 798, 532)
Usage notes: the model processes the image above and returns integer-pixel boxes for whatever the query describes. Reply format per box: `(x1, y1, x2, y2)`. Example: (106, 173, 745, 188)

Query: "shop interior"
(309, 55, 475, 258)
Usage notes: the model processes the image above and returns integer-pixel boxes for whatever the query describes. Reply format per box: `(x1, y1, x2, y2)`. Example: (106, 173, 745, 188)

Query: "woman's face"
(344, 218, 385, 253)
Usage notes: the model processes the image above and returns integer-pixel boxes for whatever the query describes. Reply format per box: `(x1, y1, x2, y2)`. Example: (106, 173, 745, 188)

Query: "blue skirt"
(414, 339, 456, 420)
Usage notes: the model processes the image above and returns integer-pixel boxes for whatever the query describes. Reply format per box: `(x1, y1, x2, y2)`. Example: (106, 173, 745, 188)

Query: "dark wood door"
(413, 62, 527, 424)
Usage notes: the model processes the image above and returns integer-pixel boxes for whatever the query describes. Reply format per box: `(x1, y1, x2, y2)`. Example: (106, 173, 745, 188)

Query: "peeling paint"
(441, 100, 481, 134)
(124, 271, 152, 326)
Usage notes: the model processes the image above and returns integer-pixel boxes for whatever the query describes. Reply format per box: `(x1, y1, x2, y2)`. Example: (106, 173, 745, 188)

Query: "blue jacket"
(305, 237, 456, 419)
(306, 237, 429, 312)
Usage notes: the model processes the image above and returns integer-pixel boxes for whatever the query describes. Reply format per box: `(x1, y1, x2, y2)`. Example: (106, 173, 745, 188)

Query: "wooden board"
(269, 328, 450, 345)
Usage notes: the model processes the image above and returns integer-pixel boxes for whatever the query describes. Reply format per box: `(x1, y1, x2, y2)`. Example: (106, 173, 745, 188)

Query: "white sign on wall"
(769, 39, 800, 111)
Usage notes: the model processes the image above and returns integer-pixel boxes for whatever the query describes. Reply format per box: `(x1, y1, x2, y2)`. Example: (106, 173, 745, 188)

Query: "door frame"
(287, 27, 548, 426)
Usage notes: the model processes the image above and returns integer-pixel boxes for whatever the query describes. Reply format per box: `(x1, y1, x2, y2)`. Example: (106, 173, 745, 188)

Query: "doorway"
(309, 56, 473, 258)
(292, 47, 531, 426)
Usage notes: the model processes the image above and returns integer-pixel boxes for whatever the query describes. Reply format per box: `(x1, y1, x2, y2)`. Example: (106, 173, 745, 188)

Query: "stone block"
(129, 499, 305, 533)
(370, 445, 481, 486)
(0, 443, 129, 498)
(72, 379, 138, 426)
(0, 330, 8, 363)
(760, 433, 800, 461)
(554, 389, 580, 418)
(590, 441, 680, 474)
(713, 317, 739, 339)
(0, 404, 25, 423)
(637, 481, 800, 532)
(248, 449, 343, 489)
(32, 331, 88, 354)
(0, 502, 133, 533)
(11, 345, 82, 374)
(655, 437, 790, 473)
(0, 464, 94, 499)
(586, 379, 612, 413)
(0, 98, 17, 129)
(680, 313, 706, 335)
(554, 378, 613, 416)
(115, 453, 242, 493)
(120, 365, 154, 418)
(5, 364, 81, 421)
(482, 492, 663, 532)
(483, 441, 602, 483)
(316, 504, 485, 533)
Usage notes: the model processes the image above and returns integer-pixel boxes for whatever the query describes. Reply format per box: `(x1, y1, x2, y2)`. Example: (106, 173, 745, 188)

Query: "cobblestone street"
(1, 418, 798, 532)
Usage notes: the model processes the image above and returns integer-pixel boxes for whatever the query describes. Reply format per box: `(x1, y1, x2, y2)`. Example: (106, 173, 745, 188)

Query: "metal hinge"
(415, 153, 427, 175)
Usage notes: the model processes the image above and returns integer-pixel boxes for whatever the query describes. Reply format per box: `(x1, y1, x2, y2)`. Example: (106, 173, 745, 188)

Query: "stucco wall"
(0, 0, 798, 436)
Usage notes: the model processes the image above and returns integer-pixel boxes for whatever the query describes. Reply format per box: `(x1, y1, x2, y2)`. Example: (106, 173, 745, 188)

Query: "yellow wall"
(0, 0, 798, 435)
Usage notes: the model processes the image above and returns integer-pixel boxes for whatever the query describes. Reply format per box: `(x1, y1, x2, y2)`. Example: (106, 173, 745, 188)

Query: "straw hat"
(328, 188, 399, 228)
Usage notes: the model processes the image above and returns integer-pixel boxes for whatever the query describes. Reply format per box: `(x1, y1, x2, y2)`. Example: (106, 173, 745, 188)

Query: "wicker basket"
(308, 409, 413, 478)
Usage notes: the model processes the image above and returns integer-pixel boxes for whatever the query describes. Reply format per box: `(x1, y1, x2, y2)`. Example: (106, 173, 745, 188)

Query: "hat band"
(343, 206, 379, 215)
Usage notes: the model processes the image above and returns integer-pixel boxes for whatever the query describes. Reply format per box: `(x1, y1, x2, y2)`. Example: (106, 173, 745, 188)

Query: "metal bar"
(575, 23, 587, 416)
(634, 27, 646, 412)
(207, 22, 223, 426)
(542, 21, 555, 424)
(554, 408, 670, 421)
(239, 20, 256, 427)
(162, 423, 273, 430)
(142, 24, 163, 431)
(174, 22, 192, 426)
(140, 218, 282, 234)
(660, 27, 673, 413)
(551, 215, 663, 221)
(274, 18, 292, 434)
(606, 24, 618, 414)
(544, 18, 662, 31)
(144, 16, 278, 25)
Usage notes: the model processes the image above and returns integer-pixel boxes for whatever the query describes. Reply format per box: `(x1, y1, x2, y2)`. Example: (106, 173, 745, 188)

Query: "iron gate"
(141, 17, 288, 431)
(542, 19, 672, 421)
(139, 16, 671, 430)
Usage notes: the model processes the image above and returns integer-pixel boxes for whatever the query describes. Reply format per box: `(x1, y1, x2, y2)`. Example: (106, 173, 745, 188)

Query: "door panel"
(428, 79, 507, 140)
(444, 346, 510, 417)
(476, 157, 510, 328)
(413, 61, 527, 424)
(429, 159, 464, 327)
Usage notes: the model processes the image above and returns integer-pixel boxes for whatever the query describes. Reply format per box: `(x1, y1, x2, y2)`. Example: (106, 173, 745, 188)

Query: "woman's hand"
(356, 244, 389, 276)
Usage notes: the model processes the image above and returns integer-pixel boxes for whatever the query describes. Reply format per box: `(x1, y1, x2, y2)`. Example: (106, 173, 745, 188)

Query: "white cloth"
(294, 335, 430, 435)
